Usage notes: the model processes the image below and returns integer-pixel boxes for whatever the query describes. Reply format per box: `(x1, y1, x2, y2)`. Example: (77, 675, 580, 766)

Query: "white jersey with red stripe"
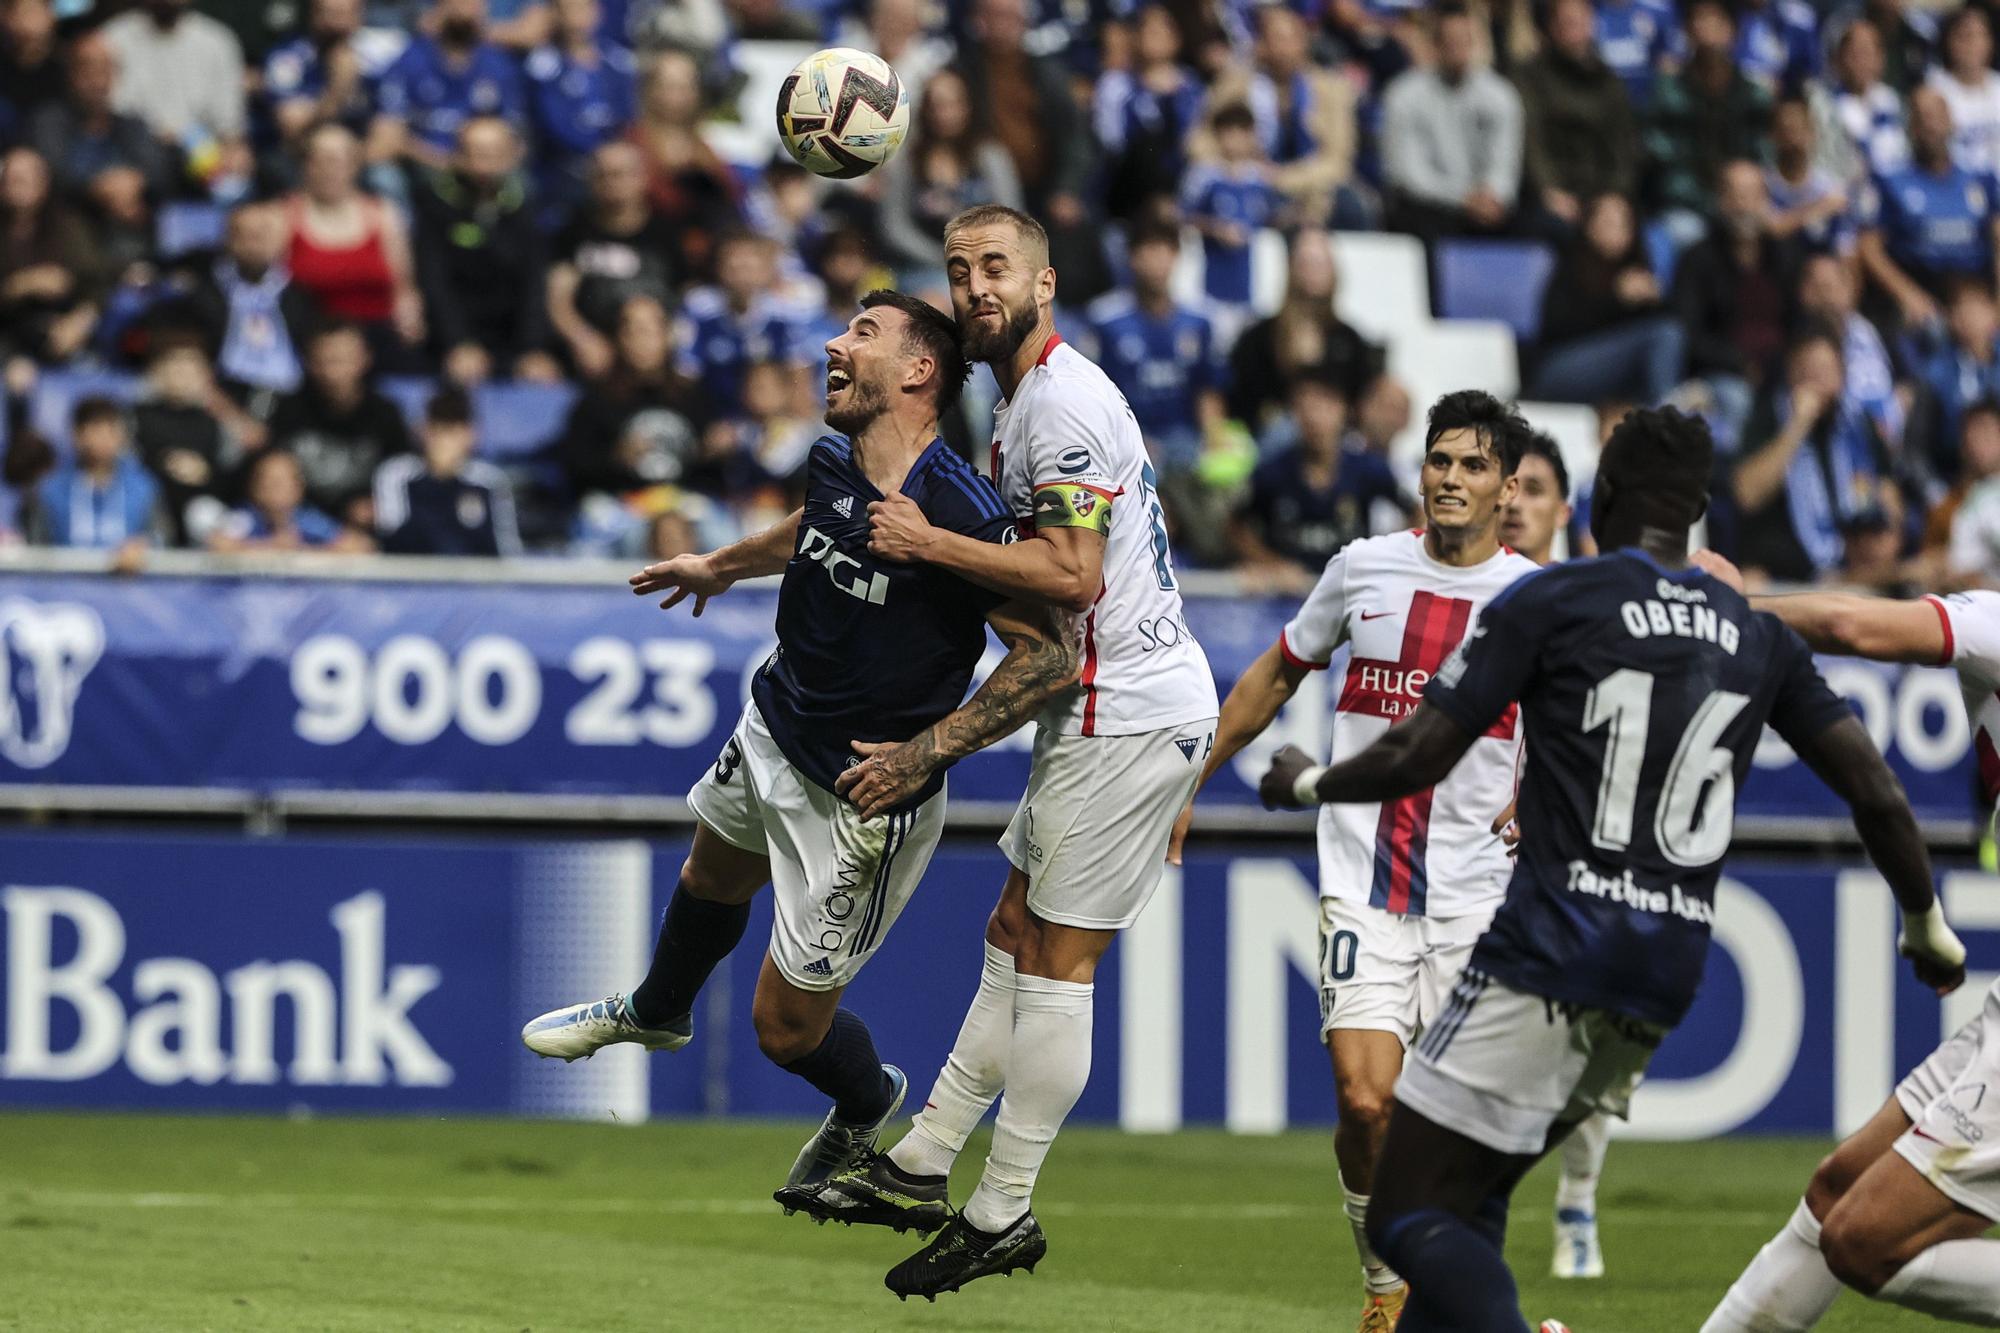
(1282, 530, 1539, 918)
(988, 335, 1218, 736)
(1928, 591, 2000, 808)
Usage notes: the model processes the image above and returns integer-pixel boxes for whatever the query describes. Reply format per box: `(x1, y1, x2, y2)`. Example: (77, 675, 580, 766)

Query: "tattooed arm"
(836, 599, 1081, 820)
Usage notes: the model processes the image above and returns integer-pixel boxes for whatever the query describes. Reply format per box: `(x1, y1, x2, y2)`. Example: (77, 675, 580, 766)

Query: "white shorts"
(1892, 980, 2000, 1222)
(1317, 896, 1493, 1045)
(687, 701, 943, 993)
(1394, 970, 1667, 1156)
(1000, 718, 1216, 930)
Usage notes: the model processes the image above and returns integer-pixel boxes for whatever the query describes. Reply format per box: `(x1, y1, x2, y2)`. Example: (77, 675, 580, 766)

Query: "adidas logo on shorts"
(833, 496, 855, 518)
(804, 958, 834, 977)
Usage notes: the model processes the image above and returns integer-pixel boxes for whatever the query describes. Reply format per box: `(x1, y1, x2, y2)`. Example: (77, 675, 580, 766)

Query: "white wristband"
(1900, 906, 1968, 967)
(1292, 765, 1329, 806)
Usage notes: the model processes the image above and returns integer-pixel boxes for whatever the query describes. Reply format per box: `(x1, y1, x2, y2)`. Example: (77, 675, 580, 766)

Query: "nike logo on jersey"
(1360, 610, 1395, 621)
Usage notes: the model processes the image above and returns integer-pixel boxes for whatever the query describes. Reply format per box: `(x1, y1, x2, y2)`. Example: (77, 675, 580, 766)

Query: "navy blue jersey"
(1422, 550, 1851, 1026)
(752, 436, 1018, 810)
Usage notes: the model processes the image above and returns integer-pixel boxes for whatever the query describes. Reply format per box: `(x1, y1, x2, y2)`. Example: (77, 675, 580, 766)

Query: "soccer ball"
(776, 47, 910, 180)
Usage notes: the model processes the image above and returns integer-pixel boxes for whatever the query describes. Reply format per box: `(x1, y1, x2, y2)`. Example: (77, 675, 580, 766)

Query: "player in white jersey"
(1694, 559, 1994, 1332)
(779, 203, 1219, 1299)
(1171, 391, 1535, 1333)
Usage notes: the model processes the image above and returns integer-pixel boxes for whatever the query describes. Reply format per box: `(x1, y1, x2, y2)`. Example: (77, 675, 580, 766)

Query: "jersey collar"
(1035, 333, 1063, 366)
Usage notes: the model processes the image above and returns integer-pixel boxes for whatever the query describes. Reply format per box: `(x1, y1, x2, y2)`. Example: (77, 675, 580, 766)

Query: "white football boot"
(520, 994, 692, 1062)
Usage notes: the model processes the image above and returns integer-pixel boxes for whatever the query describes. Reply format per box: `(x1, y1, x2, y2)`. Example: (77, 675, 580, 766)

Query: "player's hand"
(1689, 548, 1746, 592)
(1899, 909, 1969, 996)
(836, 738, 936, 821)
(867, 493, 937, 563)
(1166, 799, 1194, 865)
(629, 553, 729, 615)
(1491, 801, 1519, 856)
(1259, 743, 1320, 810)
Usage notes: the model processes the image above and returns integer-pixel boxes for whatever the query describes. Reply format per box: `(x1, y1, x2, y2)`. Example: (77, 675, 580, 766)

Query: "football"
(775, 47, 910, 179)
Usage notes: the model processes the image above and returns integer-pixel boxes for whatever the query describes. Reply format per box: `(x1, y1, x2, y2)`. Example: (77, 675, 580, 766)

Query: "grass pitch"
(0, 1113, 1948, 1331)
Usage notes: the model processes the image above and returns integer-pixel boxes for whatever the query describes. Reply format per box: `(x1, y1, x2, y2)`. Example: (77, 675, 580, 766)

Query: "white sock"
(1877, 1238, 2000, 1327)
(1342, 1174, 1403, 1296)
(962, 972, 1093, 1233)
(891, 941, 1017, 1181)
(1699, 1200, 1844, 1332)
(1556, 1114, 1611, 1215)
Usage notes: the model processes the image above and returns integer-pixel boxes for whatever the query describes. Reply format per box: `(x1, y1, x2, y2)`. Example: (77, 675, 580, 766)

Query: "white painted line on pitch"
(2, 1190, 1786, 1225)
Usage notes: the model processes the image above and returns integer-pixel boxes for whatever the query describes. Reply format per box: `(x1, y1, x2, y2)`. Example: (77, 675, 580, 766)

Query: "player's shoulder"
(1025, 342, 1129, 429)
(1331, 529, 1425, 576)
(916, 441, 1008, 522)
(808, 432, 853, 468)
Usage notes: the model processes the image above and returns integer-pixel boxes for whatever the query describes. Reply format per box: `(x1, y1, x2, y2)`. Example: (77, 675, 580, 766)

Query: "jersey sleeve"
(1021, 389, 1121, 537)
(1763, 623, 1856, 748)
(1279, 549, 1351, 670)
(1929, 590, 2000, 681)
(1422, 569, 1547, 735)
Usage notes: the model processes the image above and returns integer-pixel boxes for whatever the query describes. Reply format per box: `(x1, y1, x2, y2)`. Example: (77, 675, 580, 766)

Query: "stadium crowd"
(0, 0, 1994, 592)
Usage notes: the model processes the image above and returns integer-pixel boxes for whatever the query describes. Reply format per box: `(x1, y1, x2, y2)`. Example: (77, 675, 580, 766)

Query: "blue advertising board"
(0, 571, 1982, 828)
(3, 829, 1995, 1138)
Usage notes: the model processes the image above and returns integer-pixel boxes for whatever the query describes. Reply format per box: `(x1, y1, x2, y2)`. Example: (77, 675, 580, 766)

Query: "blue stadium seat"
(378, 375, 437, 432)
(476, 381, 578, 457)
(1644, 220, 1679, 291)
(156, 202, 228, 260)
(1434, 240, 1557, 342)
(29, 368, 145, 458)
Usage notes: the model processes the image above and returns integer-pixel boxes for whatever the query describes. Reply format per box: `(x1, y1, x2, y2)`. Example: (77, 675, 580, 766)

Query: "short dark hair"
(1211, 101, 1256, 133)
(1965, 397, 2000, 431)
(72, 396, 124, 431)
(1520, 428, 1570, 497)
(426, 386, 473, 426)
(310, 319, 366, 346)
(1597, 406, 1713, 531)
(1424, 389, 1527, 475)
(1787, 317, 1844, 361)
(1288, 371, 1349, 406)
(859, 289, 972, 418)
(1128, 220, 1181, 253)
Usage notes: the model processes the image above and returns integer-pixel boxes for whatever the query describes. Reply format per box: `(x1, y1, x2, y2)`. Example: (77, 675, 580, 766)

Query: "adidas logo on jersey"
(1175, 738, 1199, 762)
(833, 495, 855, 518)
(803, 958, 834, 977)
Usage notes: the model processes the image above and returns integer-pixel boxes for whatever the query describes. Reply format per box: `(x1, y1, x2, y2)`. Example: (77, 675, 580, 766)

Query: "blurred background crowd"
(1, 0, 1994, 593)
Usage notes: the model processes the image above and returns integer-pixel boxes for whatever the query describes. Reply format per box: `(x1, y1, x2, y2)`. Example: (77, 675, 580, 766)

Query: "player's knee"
(679, 857, 736, 904)
(1805, 1147, 1860, 1218)
(985, 899, 1024, 955)
(752, 1003, 825, 1066)
(1817, 1207, 1900, 1295)
(1336, 1080, 1397, 1140)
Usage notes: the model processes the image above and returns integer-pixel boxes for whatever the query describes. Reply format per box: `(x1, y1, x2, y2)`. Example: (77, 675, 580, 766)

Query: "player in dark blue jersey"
(520, 290, 1079, 1205)
(1257, 406, 1965, 1332)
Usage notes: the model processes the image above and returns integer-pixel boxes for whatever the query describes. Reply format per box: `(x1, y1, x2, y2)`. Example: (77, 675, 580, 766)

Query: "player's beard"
(825, 374, 888, 434)
(959, 296, 1040, 365)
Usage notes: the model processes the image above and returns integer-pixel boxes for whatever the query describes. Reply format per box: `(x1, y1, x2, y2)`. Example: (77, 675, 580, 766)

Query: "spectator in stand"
(1095, 4, 1206, 222)
(1084, 223, 1225, 470)
(846, 0, 951, 93)
(1829, 0, 1935, 96)
(1766, 94, 1855, 256)
(1673, 159, 1801, 443)
(157, 200, 320, 407)
(547, 141, 676, 378)
(672, 230, 801, 416)
(1192, 4, 1367, 230)
(372, 0, 526, 173)
(101, 0, 249, 201)
(1912, 278, 2000, 480)
(627, 48, 741, 281)
(1515, 0, 1638, 232)
(1734, 0, 1821, 93)
(879, 66, 1024, 280)
(1226, 228, 1382, 436)
(267, 320, 411, 526)
(560, 291, 707, 500)
(1643, 0, 1773, 228)
(29, 33, 173, 264)
(284, 122, 425, 367)
(1938, 398, 2000, 585)
(1796, 250, 1903, 447)
(262, 0, 398, 153)
(953, 0, 1092, 230)
(1929, 8, 2000, 176)
(1826, 18, 1910, 179)
(1181, 102, 1282, 341)
(1857, 87, 2000, 330)
(1527, 192, 1684, 406)
(0, 0, 66, 129)
(133, 333, 240, 544)
(28, 396, 159, 564)
(1593, 0, 1679, 107)
(719, 357, 815, 514)
(524, 0, 636, 212)
(787, 228, 881, 421)
(1381, 3, 1524, 243)
(0, 146, 103, 369)
(412, 116, 557, 385)
(1731, 325, 1898, 584)
(375, 386, 520, 555)
(1231, 373, 1408, 583)
(207, 447, 372, 552)
(1353, 374, 1412, 457)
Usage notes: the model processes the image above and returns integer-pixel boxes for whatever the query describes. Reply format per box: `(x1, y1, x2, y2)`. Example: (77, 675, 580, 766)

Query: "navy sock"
(780, 1008, 894, 1124)
(628, 889, 750, 1027)
(1377, 1207, 1530, 1333)
(1471, 1189, 1511, 1249)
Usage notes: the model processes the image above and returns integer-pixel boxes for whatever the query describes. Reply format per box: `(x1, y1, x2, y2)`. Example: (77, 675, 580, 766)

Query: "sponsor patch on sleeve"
(1031, 483, 1114, 535)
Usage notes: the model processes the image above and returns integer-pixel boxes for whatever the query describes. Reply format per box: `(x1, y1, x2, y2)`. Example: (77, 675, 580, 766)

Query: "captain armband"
(1031, 482, 1114, 536)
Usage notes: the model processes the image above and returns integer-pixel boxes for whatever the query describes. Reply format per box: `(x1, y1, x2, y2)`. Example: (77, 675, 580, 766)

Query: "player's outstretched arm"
(1258, 705, 1475, 810)
(1790, 713, 1966, 995)
(836, 600, 1082, 820)
(628, 508, 802, 615)
(1168, 639, 1311, 863)
(868, 492, 1105, 613)
(1752, 592, 1948, 665)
